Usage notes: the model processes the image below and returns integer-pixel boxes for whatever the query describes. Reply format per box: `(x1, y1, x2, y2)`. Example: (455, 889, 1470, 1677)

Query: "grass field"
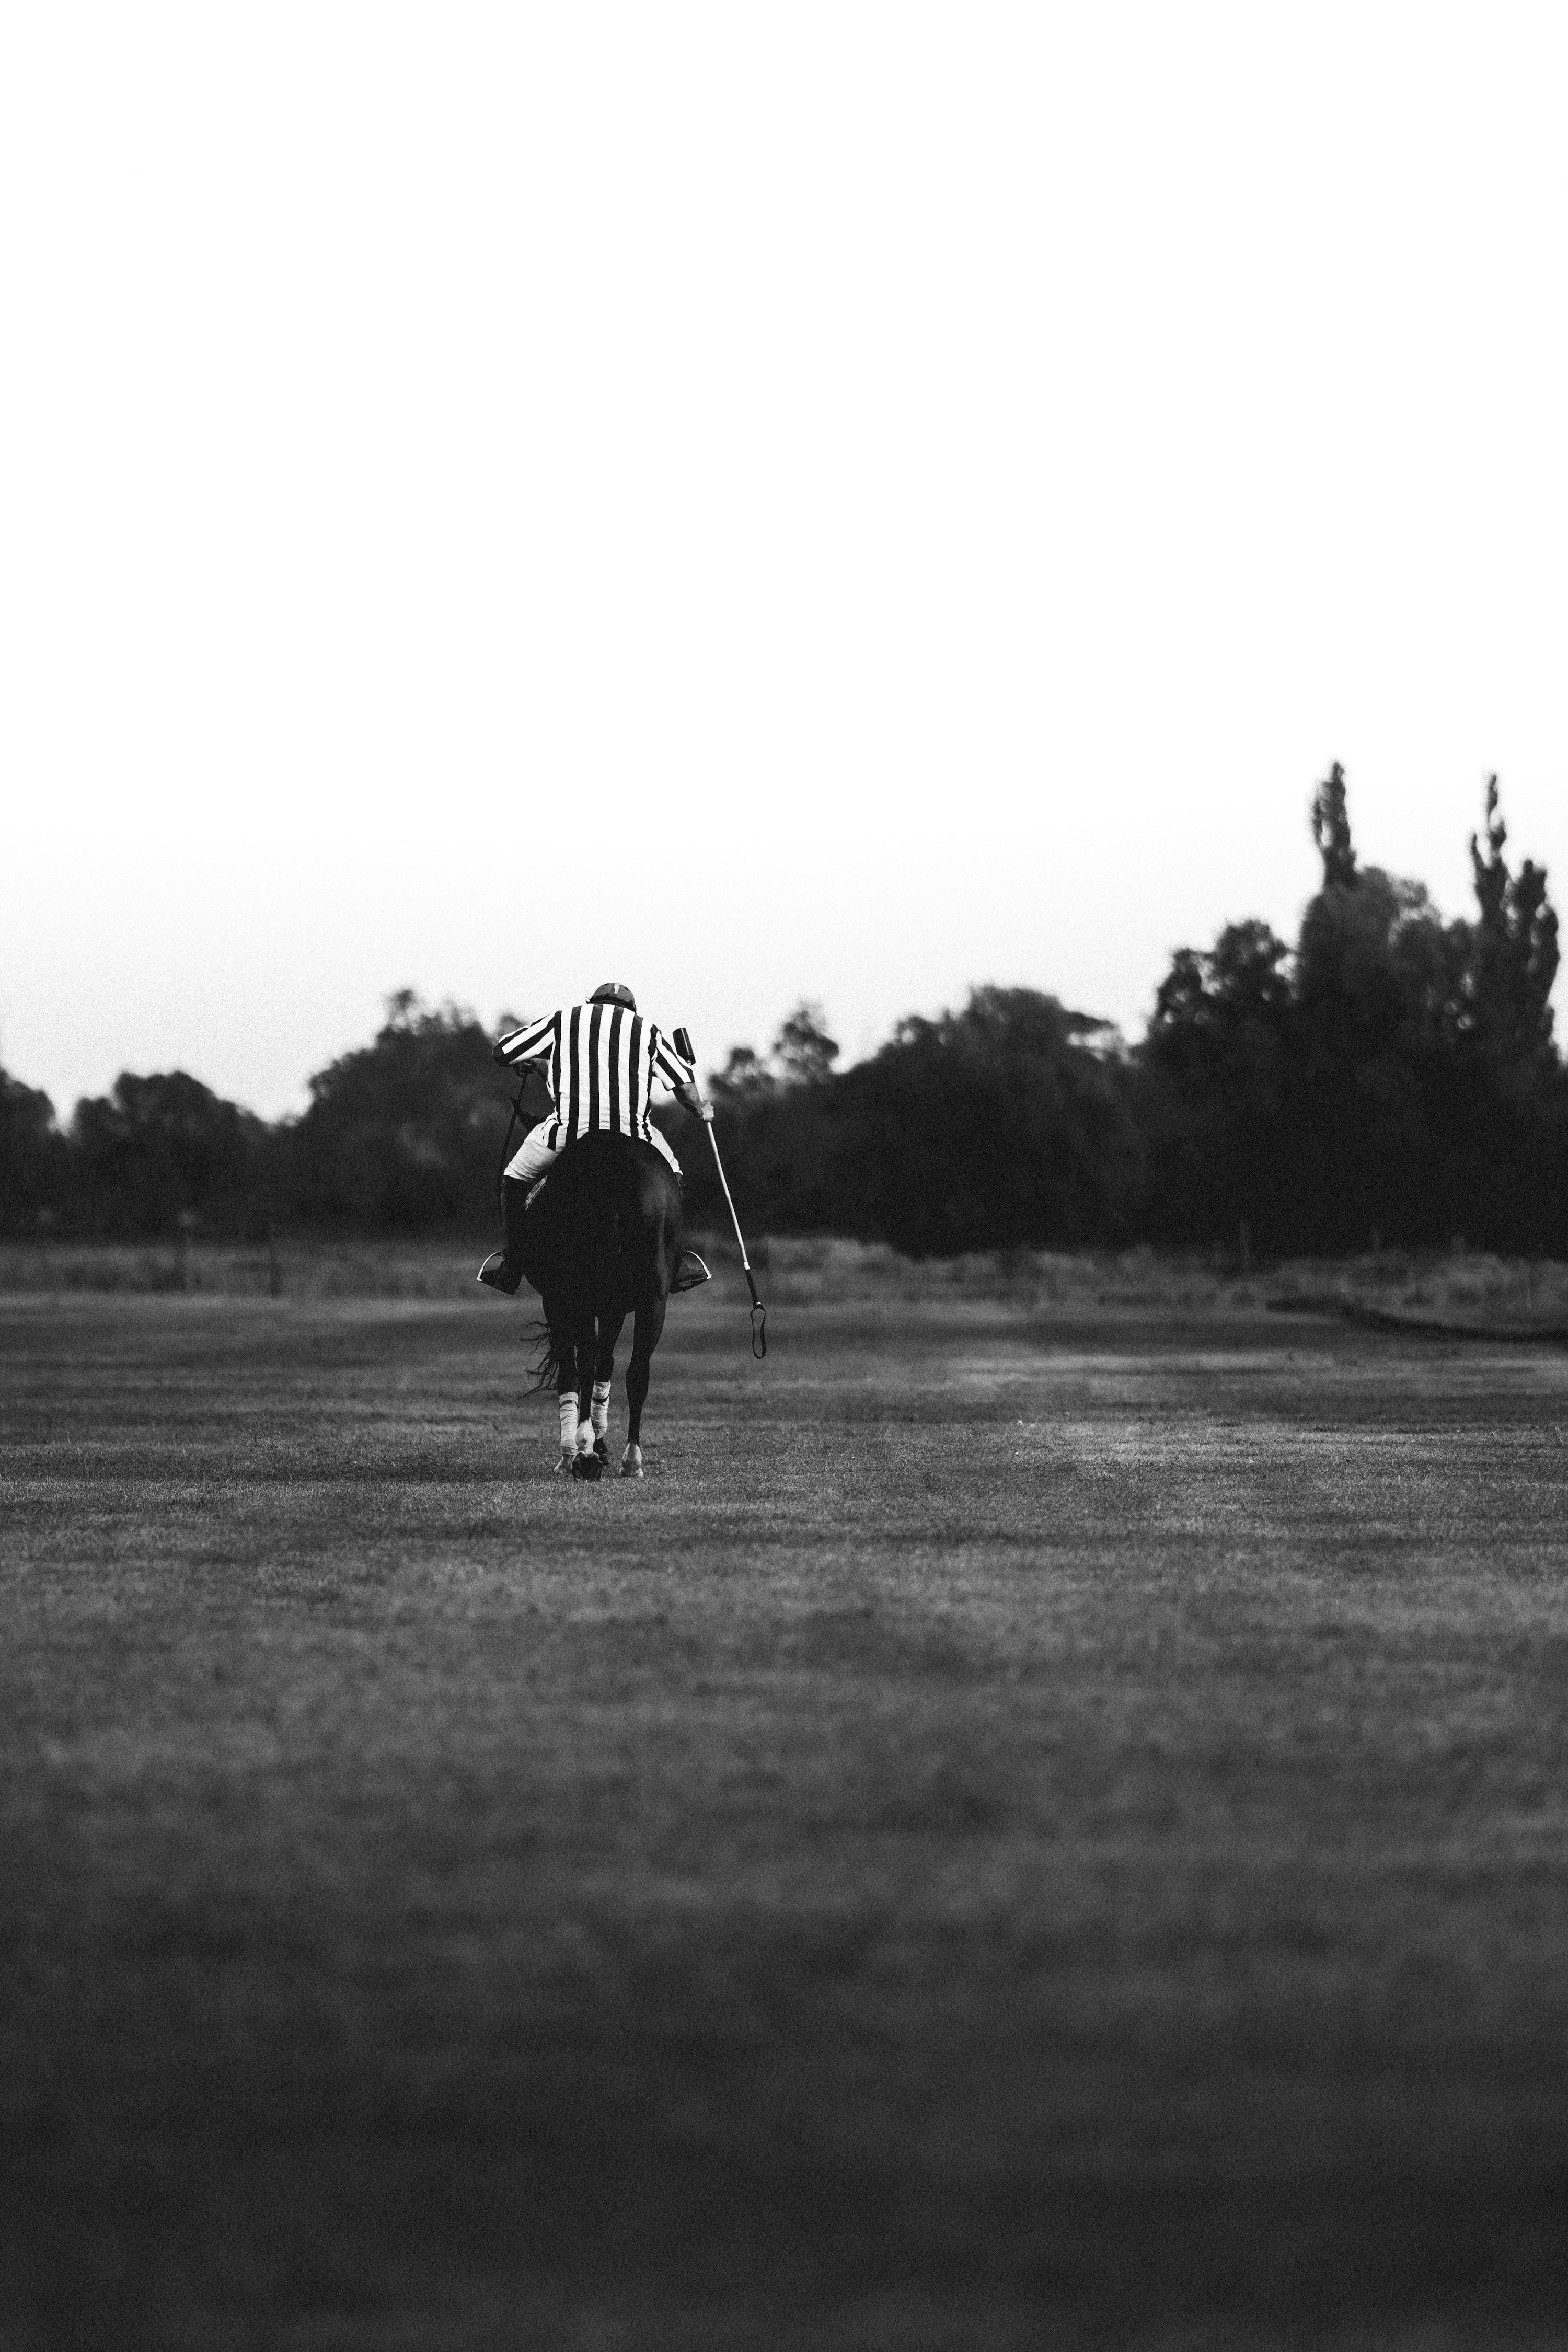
(2, 1271, 1567, 2349)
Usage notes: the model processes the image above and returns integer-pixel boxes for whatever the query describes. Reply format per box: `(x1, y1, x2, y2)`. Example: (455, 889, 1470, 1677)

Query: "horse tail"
(523, 1147, 615, 1394)
(524, 1318, 562, 1394)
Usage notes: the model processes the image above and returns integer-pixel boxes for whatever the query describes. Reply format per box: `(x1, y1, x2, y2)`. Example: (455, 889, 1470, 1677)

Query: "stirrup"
(671, 1249, 711, 1294)
(476, 1251, 523, 1296)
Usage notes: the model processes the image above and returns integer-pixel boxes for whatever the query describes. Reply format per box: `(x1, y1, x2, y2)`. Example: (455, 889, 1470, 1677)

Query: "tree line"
(3, 773, 1562, 1258)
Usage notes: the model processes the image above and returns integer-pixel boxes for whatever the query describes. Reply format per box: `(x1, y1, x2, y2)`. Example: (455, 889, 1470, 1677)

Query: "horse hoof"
(621, 1445, 643, 1478)
(572, 1452, 604, 1482)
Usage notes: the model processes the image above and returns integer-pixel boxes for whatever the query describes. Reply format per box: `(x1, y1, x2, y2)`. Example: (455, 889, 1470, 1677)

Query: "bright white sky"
(3, 2, 1566, 1119)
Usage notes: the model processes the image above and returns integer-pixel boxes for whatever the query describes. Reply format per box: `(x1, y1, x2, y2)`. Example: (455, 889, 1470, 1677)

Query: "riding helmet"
(589, 981, 637, 1010)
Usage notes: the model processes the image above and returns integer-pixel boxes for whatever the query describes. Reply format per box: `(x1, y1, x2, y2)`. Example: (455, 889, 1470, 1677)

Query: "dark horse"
(517, 1132, 686, 1479)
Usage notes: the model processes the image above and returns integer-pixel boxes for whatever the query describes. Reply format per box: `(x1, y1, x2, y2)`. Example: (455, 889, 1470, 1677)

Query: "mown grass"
(1, 1287, 1566, 2349)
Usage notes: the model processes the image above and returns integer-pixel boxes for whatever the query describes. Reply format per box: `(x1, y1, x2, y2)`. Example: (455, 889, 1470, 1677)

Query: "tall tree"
(1310, 760, 1357, 891)
(1467, 775, 1560, 1076)
(774, 1002, 839, 1087)
(710, 1003, 840, 1100)
(1148, 765, 1565, 1254)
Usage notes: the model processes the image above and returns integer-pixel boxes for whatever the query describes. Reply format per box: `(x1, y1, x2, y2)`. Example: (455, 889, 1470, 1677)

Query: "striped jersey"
(495, 1003, 696, 1150)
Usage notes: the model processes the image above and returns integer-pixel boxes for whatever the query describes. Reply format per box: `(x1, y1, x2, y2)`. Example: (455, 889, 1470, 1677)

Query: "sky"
(3, 2, 1566, 1120)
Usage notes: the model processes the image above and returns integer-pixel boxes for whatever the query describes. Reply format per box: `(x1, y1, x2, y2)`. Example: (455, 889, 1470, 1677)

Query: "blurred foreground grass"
(1, 1287, 1566, 2347)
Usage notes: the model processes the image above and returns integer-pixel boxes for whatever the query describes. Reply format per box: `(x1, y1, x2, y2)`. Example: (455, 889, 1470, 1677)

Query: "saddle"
(525, 1129, 675, 1212)
(506, 1137, 709, 1297)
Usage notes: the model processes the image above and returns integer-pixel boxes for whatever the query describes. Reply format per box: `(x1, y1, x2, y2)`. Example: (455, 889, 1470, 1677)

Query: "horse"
(516, 1131, 685, 1479)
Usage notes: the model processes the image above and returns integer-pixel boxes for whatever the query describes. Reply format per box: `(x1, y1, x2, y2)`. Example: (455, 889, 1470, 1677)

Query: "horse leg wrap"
(590, 1381, 611, 1439)
(558, 1393, 579, 1457)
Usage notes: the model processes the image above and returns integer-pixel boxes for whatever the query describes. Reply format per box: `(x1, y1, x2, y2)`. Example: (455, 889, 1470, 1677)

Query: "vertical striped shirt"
(495, 1004, 696, 1149)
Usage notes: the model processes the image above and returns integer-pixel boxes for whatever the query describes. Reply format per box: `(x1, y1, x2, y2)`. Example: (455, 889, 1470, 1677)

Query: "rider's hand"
(700, 1101, 714, 1122)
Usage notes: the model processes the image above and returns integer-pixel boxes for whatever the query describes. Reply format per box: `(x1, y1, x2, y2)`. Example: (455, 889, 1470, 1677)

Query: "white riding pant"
(505, 1119, 681, 1186)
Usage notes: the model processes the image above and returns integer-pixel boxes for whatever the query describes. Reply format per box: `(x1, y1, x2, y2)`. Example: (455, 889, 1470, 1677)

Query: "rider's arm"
(493, 1013, 557, 1069)
(651, 1024, 713, 1120)
(673, 1077, 714, 1122)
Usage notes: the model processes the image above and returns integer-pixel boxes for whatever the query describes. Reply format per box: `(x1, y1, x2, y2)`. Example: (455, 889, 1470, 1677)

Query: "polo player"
(477, 980, 713, 1296)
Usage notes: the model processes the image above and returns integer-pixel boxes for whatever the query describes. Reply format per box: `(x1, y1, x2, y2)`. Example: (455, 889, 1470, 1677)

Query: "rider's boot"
(476, 1175, 530, 1295)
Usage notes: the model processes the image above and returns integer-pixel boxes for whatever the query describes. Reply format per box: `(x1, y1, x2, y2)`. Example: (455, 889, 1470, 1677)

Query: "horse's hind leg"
(621, 1293, 667, 1478)
(549, 1312, 582, 1474)
(566, 1305, 603, 1477)
(544, 1296, 594, 1475)
(591, 1312, 627, 1463)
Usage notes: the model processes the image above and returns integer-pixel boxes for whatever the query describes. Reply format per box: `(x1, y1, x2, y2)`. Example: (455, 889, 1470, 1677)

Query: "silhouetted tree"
(775, 1002, 839, 1087)
(1310, 759, 1357, 890)
(710, 1045, 778, 1105)
(1144, 766, 1564, 1254)
(701, 988, 1142, 1252)
(1467, 776, 1560, 1080)
(1140, 920, 1295, 1249)
(1292, 864, 1462, 1248)
(710, 1002, 840, 1102)
(0, 1067, 67, 1236)
(838, 989, 1142, 1255)
(68, 1071, 271, 1239)
(284, 990, 525, 1233)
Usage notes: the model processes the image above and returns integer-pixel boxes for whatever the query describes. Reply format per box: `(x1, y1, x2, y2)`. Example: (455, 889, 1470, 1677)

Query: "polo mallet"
(673, 1028, 766, 1359)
